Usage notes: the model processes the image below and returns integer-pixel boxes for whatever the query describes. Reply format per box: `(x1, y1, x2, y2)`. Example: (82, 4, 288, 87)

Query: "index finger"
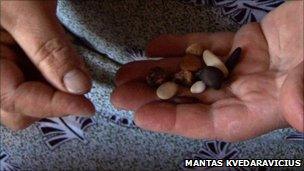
(0, 58, 95, 118)
(134, 100, 275, 142)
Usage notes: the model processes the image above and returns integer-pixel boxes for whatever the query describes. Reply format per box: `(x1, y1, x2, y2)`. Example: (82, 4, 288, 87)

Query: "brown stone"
(180, 54, 202, 72)
(173, 70, 193, 87)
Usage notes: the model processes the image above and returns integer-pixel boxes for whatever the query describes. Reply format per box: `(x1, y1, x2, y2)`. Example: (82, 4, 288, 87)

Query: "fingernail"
(64, 69, 91, 94)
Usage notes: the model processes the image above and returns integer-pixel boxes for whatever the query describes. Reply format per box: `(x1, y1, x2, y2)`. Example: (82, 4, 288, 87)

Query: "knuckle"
(0, 92, 15, 112)
(35, 38, 73, 71)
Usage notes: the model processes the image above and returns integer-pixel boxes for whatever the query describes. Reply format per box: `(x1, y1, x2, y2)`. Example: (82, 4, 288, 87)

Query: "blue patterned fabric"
(180, 0, 285, 24)
(1, 0, 303, 171)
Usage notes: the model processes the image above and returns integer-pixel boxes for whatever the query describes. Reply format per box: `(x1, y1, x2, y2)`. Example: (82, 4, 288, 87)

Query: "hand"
(1, 1, 95, 130)
(111, 1, 303, 141)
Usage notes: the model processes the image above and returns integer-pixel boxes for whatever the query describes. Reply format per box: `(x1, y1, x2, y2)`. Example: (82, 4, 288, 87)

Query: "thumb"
(1, 1, 91, 94)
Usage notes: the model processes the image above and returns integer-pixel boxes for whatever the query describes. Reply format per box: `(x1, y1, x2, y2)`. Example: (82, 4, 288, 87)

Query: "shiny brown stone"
(180, 54, 202, 72)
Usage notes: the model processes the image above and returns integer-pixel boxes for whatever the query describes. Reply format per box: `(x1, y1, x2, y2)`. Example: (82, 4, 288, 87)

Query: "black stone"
(225, 47, 242, 72)
(199, 66, 224, 90)
(195, 69, 204, 80)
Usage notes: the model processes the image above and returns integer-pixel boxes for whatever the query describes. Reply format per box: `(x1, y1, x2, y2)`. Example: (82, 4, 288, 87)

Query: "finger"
(231, 23, 270, 75)
(0, 45, 39, 79)
(178, 86, 233, 104)
(0, 30, 16, 45)
(0, 58, 95, 118)
(146, 32, 235, 58)
(13, 82, 95, 118)
(111, 81, 231, 111)
(0, 44, 17, 61)
(281, 62, 304, 132)
(134, 101, 224, 140)
(1, 109, 38, 131)
(261, 1, 303, 71)
(111, 81, 158, 110)
(1, 1, 91, 94)
(134, 100, 277, 142)
(115, 57, 181, 86)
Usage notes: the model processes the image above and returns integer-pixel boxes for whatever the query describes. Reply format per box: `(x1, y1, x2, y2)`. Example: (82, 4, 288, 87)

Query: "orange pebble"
(180, 54, 202, 71)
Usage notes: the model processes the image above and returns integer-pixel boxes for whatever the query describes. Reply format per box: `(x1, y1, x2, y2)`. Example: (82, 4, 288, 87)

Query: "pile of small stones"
(146, 43, 242, 100)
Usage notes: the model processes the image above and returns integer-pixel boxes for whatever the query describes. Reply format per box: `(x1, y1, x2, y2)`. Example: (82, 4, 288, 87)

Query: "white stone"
(156, 82, 178, 100)
(203, 50, 229, 77)
(190, 81, 206, 94)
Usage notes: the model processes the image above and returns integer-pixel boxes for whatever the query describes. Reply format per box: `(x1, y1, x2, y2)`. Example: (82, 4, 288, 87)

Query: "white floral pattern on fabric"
(285, 131, 304, 141)
(179, 0, 284, 24)
(0, 152, 20, 171)
(108, 114, 137, 128)
(37, 116, 94, 149)
(126, 47, 147, 61)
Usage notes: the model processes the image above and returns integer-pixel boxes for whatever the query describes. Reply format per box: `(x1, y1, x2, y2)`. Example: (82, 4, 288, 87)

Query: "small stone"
(146, 67, 169, 87)
(185, 43, 204, 56)
(203, 50, 229, 77)
(190, 81, 206, 94)
(180, 54, 202, 71)
(198, 66, 224, 90)
(225, 47, 242, 72)
(156, 82, 178, 100)
(173, 70, 193, 87)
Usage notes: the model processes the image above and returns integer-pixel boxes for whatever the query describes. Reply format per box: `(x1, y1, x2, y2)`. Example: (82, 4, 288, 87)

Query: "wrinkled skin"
(1, 1, 94, 130)
(111, 1, 303, 141)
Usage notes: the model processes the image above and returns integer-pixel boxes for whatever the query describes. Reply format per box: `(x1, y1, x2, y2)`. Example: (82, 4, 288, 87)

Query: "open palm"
(111, 1, 303, 141)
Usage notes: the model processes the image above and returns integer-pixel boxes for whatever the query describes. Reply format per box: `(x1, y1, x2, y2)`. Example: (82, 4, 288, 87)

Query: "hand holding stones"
(146, 44, 242, 100)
